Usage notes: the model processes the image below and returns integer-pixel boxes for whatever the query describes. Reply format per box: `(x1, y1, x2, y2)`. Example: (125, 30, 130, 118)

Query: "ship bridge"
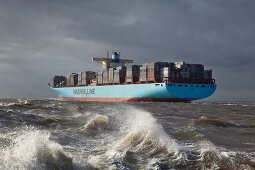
(92, 51, 133, 69)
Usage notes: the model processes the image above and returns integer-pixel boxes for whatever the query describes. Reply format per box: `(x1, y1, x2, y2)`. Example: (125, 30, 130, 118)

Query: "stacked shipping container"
(78, 71, 96, 86)
(203, 70, 212, 79)
(108, 68, 115, 84)
(174, 62, 211, 79)
(188, 64, 204, 79)
(140, 62, 168, 82)
(96, 66, 127, 85)
(97, 71, 103, 85)
(139, 65, 147, 82)
(51, 75, 66, 87)
(66, 73, 78, 87)
(51, 61, 214, 87)
(160, 66, 176, 82)
(102, 69, 109, 84)
(126, 65, 140, 83)
(114, 66, 126, 84)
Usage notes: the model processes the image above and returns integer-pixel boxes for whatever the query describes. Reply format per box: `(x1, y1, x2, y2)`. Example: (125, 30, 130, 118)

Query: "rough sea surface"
(0, 99, 254, 170)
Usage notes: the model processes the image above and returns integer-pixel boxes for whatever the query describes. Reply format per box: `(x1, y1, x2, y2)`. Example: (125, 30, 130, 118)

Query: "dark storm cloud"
(0, 0, 254, 100)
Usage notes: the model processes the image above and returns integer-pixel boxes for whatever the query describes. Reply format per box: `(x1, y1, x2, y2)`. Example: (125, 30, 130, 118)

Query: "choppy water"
(0, 99, 254, 170)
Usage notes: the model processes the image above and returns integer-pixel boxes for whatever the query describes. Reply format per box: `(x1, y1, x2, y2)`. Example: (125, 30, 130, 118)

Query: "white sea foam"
(17, 99, 30, 105)
(113, 108, 179, 153)
(0, 102, 16, 107)
(1, 100, 254, 169)
(181, 140, 255, 170)
(95, 106, 255, 169)
(87, 107, 180, 169)
(82, 114, 109, 132)
(0, 127, 73, 170)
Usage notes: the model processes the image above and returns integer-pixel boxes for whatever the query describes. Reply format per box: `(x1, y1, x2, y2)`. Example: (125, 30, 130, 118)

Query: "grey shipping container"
(78, 71, 96, 86)
(139, 65, 148, 82)
(160, 67, 176, 80)
(97, 77, 103, 85)
(108, 68, 115, 84)
(126, 65, 140, 77)
(103, 69, 109, 84)
(146, 62, 168, 82)
(114, 69, 125, 84)
(66, 73, 78, 87)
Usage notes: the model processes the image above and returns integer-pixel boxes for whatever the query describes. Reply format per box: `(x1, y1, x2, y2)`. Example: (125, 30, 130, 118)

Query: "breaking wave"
(87, 108, 255, 169)
(87, 108, 180, 169)
(0, 102, 17, 107)
(186, 142, 255, 170)
(0, 127, 73, 170)
(82, 114, 109, 132)
(0, 100, 254, 169)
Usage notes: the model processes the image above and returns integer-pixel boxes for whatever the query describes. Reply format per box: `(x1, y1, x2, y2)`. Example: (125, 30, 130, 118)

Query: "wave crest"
(88, 108, 179, 169)
(0, 128, 73, 170)
(194, 142, 255, 170)
(82, 114, 109, 132)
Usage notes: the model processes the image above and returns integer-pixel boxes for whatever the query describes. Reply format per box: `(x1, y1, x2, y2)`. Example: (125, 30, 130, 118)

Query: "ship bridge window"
(178, 84, 183, 87)
(196, 85, 199, 87)
(155, 84, 160, 86)
(185, 84, 187, 87)
(211, 85, 215, 88)
(169, 84, 172, 87)
(201, 85, 205, 88)
(191, 85, 193, 87)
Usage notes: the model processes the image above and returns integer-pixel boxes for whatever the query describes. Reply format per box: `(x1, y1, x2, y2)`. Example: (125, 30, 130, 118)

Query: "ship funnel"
(112, 51, 120, 62)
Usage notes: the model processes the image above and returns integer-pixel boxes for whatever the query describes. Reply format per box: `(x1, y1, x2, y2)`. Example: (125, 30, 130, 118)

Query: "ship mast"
(92, 51, 133, 69)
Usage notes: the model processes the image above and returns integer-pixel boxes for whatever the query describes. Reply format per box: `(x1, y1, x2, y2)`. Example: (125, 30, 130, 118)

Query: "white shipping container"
(175, 61, 186, 69)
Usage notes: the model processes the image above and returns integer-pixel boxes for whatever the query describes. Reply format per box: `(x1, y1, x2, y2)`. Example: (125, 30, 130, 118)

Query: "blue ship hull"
(50, 83, 216, 102)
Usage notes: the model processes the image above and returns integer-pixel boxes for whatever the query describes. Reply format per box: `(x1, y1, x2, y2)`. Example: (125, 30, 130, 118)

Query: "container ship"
(49, 51, 216, 102)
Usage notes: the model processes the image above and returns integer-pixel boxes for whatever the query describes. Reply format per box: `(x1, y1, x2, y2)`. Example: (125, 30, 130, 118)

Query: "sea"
(0, 99, 254, 170)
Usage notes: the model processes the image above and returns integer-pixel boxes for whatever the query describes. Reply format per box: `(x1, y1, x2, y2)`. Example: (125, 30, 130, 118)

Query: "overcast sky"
(0, 0, 255, 101)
